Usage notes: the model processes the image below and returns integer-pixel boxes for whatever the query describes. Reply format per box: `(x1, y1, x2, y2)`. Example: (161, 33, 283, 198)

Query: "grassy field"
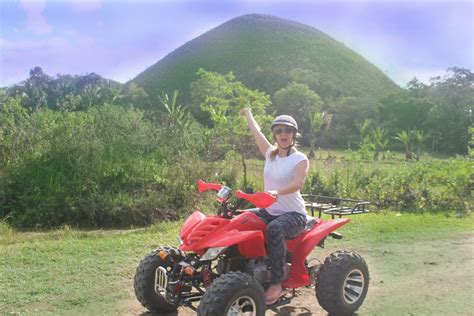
(1, 212, 473, 315)
(0, 222, 179, 315)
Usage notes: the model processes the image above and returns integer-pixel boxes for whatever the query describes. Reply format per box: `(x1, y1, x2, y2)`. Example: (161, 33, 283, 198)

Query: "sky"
(0, 0, 473, 88)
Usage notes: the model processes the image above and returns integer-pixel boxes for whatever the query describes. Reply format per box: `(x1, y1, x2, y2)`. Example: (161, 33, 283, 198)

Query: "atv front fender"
(180, 211, 206, 242)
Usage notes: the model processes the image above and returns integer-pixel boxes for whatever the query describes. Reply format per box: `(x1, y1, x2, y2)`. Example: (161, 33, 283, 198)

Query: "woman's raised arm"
(240, 108, 272, 157)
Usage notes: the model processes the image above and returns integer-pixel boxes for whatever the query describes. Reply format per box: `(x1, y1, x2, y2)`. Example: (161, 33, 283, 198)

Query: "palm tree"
(372, 127, 389, 160)
(308, 111, 332, 159)
(394, 130, 413, 160)
(412, 129, 429, 161)
(356, 119, 375, 160)
(468, 127, 474, 160)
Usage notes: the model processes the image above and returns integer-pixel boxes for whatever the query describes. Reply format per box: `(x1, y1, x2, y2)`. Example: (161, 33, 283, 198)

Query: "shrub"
(0, 104, 210, 227)
(305, 158, 472, 213)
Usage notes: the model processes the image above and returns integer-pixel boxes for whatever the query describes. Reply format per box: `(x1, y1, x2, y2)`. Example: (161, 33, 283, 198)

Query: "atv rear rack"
(302, 195, 370, 219)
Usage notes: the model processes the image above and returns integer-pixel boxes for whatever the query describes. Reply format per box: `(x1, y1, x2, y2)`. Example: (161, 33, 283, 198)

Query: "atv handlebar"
(197, 179, 222, 193)
(235, 190, 276, 209)
(197, 179, 276, 217)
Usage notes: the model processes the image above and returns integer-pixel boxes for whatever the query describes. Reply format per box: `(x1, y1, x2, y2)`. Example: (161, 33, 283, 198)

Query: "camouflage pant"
(257, 209, 307, 284)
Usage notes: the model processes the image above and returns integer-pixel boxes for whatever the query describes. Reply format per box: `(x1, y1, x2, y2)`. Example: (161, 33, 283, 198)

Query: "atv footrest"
(266, 296, 291, 309)
(329, 232, 343, 239)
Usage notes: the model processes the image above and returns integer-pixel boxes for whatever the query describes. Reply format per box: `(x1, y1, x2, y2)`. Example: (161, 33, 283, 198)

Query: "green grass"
(0, 222, 180, 315)
(1, 213, 472, 314)
(335, 211, 474, 244)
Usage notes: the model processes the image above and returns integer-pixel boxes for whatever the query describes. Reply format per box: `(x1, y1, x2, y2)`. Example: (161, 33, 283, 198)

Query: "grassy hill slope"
(131, 14, 400, 104)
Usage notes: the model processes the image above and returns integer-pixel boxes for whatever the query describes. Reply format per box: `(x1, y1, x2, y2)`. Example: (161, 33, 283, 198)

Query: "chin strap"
(280, 144, 293, 156)
(276, 140, 295, 156)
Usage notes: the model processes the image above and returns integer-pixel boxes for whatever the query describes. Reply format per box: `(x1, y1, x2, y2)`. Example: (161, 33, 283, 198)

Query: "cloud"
(19, 0, 52, 34)
(395, 67, 448, 87)
(0, 38, 43, 50)
(68, 0, 101, 12)
(0, 34, 99, 85)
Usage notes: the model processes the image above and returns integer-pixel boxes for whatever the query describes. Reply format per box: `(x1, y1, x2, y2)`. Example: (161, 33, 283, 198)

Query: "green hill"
(131, 14, 400, 105)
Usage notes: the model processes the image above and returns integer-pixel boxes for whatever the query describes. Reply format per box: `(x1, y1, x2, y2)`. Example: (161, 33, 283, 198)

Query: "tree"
(355, 119, 375, 160)
(424, 67, 473, 154)
(378, 92, 432, 137)
(397, 67, 474, 154)
(412, 129, 429, 161)
(0, 97, 30, 166)
(323, 96, 377, 149)
(406, 77, 428, 98)
(114, 82, 151, 109)
(308, 111, 332, 159)
(272, 82, 322, 145)
(191, 69, 272, 187)
(468, 127, 474, 160)
(372, 127, 389, 160)
(20, 66, 51, 111)
(5, 68, 135, 112)
(394, 130, 413, 160)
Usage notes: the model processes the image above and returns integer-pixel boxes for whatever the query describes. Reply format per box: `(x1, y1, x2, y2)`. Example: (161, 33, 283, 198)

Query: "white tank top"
(263, 147, 308, 216)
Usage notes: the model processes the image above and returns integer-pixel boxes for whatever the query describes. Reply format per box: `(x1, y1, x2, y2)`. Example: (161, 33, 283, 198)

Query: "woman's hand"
(240, 107, 272, 157)
(240, 108, 251, 117)
(266, 190, 278, 199)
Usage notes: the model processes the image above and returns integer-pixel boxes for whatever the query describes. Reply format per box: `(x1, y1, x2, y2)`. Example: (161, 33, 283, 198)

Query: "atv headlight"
(200, 246, 227, 261)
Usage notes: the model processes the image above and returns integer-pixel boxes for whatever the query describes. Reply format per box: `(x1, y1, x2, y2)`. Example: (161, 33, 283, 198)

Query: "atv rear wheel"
(315, 250, 369, 315)
(134, 246, 181, 313)
(197, 271, 265, 316)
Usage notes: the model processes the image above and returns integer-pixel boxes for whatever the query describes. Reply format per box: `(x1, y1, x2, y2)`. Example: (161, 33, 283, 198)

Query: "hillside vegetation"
(132, 14, 399, 105)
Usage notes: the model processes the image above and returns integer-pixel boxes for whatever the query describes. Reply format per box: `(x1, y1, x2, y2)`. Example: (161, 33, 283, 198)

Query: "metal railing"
(302, 194, 370, 218)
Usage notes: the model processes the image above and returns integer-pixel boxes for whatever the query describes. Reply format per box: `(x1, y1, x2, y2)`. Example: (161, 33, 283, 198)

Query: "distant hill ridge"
(131, 14, 399, 104)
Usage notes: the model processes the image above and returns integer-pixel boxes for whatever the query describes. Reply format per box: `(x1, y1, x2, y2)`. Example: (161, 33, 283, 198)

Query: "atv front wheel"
(315, 250, 369, 315)
(197, 271, 265, 316)
(134, 246, 181, 313)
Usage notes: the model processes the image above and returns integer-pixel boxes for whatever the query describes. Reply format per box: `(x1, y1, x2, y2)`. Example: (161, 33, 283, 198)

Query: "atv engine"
(248, 260, 271, 283)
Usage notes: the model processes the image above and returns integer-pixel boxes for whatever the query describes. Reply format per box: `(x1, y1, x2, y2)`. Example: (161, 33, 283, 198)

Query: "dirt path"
(123, 233, 474, 315)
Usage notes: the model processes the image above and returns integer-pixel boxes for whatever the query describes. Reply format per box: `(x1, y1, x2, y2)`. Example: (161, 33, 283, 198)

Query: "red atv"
(134, 180, 369, 315)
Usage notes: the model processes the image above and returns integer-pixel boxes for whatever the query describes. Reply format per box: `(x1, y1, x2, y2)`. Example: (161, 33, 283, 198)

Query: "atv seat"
(284, 215, 319, 241)
(244, 209, 318, 237)
(304, 215, 318, 231)
(287, 215, 318, 240)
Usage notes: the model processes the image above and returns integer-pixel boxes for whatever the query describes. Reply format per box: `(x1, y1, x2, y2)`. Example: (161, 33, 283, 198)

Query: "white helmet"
(271, 115, 298, 132)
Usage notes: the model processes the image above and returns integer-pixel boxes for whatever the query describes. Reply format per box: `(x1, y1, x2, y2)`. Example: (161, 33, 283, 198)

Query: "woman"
(240, 108, 309, 305)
